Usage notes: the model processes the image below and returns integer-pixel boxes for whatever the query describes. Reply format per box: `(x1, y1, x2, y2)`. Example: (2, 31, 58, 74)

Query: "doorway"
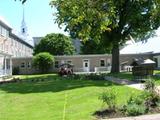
(83, 59, 90, 72)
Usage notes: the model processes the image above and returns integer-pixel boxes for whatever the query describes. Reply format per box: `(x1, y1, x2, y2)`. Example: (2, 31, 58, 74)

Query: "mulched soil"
(94, 107, 160, 119)
(94, 109, 125, 119)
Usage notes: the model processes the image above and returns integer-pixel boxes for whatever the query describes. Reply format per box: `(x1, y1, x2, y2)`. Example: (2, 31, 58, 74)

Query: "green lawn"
(107, 72, 133, 80)
(0, 74, 140, 120)
(153, 70, 160, 85)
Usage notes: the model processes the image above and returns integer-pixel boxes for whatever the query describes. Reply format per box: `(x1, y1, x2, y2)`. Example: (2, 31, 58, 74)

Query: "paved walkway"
(106, 113, 160, 120)
(104, 76, 145, 90)
(104, 76, 137, 85)
(127, 83, 145, 90)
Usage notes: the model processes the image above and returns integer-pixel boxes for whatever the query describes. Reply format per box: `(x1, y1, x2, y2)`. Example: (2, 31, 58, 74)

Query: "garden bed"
(95, 106, 160, 119)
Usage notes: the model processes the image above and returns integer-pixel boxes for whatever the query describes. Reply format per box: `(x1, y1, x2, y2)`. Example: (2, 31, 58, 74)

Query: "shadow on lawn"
(0, 74, 115, 94)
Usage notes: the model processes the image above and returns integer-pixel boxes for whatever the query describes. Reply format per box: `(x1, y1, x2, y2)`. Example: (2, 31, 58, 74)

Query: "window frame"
(100, 59, 106, 67)
(20, 62, 25, 68)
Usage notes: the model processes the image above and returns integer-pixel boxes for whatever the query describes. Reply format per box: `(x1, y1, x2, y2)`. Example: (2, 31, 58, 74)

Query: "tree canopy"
(34, 33, 75, 56)
(80, 39, 111, 54)
(51, 0, 160, 73)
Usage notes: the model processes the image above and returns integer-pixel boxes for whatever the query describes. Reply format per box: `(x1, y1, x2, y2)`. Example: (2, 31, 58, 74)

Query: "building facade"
(0, 17, 33, 77)
(12, 53, 154, 75)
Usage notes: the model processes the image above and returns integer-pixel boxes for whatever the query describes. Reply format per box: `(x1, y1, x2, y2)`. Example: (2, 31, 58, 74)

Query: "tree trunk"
(111, 43, 120, 73)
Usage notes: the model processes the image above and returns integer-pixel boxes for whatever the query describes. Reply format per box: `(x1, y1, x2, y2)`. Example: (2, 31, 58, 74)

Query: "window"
(21, 62, 25, 68)
(0, 25, 9, 38)
(27, 62, 31, 68)
(100, 59, 105, 67)
(55, 61, 59, 68)
(67, 60, 72, 64)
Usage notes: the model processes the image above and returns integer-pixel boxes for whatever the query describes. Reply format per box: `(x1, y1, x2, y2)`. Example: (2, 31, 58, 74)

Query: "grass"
(153, 71, 160, 85)
(0, 74, 141, 120)
(107, 72, 133, 80)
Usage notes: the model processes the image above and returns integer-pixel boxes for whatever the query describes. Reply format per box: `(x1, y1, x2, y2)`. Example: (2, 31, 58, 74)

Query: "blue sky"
(0, 0, 67, 37)
(0, 0, 159, 38)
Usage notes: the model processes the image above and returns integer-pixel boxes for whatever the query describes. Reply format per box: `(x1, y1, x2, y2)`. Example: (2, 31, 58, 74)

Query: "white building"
(0, 16, 33, 77)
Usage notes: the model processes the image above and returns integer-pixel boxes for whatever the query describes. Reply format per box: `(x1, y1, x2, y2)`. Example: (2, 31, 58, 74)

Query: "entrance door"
(83, 60, 89, 72)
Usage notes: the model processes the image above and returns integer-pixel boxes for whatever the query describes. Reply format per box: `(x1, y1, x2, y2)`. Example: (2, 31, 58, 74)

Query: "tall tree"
(34, 33, 75, 55)
(51, 0, 160, 73)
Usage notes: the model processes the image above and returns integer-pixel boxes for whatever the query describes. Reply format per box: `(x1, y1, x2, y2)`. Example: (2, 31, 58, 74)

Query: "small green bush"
(127, 94, 146, 105)
(123, 93, 147, 116)
(85, 73, 106, 80)
(125, 103, 146, 116)
(66, 74, 86, 80)
(33, 52, 54, 73)
(145, 92, 160, 108)
(99, 88, 117, 111)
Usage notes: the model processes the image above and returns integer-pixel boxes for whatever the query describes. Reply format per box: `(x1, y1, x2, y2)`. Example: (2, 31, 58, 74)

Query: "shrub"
(85, 73, 105, 80)
(12, 67, 20, 75)
(99, 88, 117, 111)
(145, 79, 155, 93)
(145, 92, 160, 108)
(127, 96, 141, 105)
(123, 93, 147, 116)
(124, 103, 146, 116)
(33, 52, 54, 73)
(144, 79, 160, 108)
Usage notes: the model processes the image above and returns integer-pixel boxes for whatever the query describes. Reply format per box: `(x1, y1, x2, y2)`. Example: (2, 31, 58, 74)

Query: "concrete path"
(104, 76, 145, 90)
(126, 83, 145, 90)
(104, 76, 137, 85)
(106, 113, 160, 120)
